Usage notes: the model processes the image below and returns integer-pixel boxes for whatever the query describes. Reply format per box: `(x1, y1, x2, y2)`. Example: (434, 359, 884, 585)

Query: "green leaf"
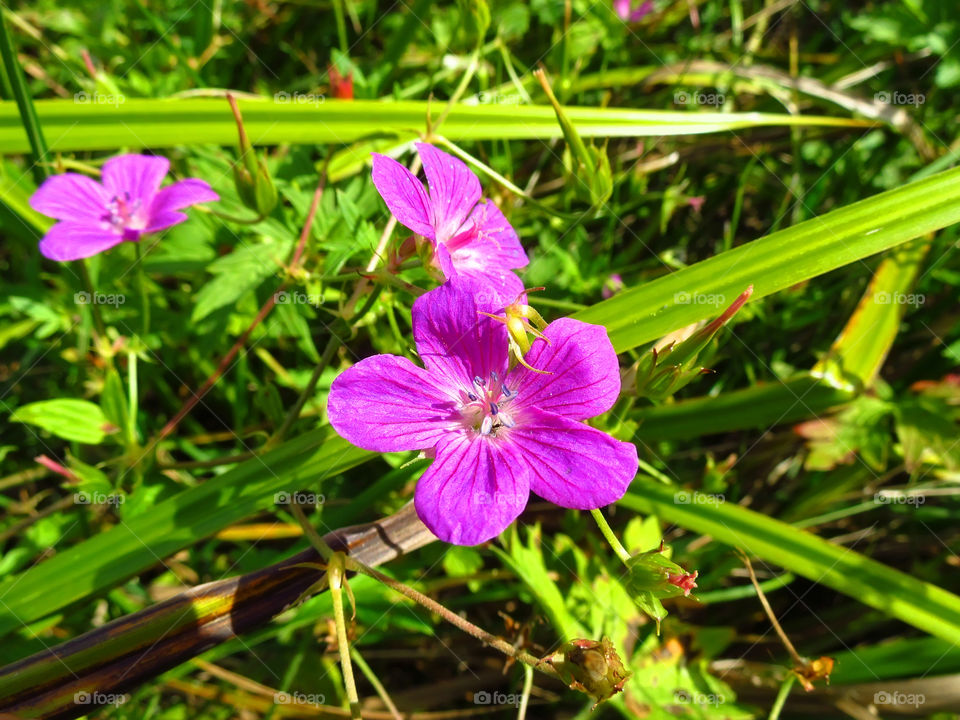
(0, 99, 872, 154)
(620, 479, 960, 644)
(574, 166, 960, 353)
(10, 399, 110, 444)
(0, 429, 372, 638)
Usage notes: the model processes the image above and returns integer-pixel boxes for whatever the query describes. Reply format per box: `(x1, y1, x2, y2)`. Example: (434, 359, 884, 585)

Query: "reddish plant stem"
(157, 171, 326, 441)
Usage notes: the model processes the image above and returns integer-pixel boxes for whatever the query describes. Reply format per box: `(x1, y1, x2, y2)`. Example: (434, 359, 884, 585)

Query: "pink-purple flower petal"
(465, 200, 528, 269)
(29, 174, 110, 222)
(414, 433, 529, 545)
(412, 279, 508, 391)
(371, 153, 435, 238)
(101, 154, 170, 203)
(327, 354, 460, 453)
(151, 178, 219, 213)
(143, 210, 189, 234)
(507, 318, 622, 420)
(38, 222, 123, 261)
(508, 407, 637, 509)
(416, 142, 481, 240)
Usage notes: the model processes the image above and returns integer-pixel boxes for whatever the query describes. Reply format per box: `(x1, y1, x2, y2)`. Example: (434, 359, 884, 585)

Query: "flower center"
(459, 371, 517, 436)
(103, 192, 145, 233)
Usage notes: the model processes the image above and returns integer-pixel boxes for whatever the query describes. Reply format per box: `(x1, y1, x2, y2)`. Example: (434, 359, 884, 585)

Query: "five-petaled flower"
(371, 143, 528, 303)
(30, 154, 219, 261)
(327, 279, 638, 545)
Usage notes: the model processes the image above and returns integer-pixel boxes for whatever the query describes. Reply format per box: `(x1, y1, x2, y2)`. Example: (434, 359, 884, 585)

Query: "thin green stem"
(768, 674, 796, 720)
(78, 259, 107, 341)
(329, 554, 362, 719)
(517, 664, 534, 720)
(331, 0, 349, 55)
(127, 350, 139, 447)
(590, 509, 632, 564)
(135, 243, 150, 338)
(350, 648, 402, 720)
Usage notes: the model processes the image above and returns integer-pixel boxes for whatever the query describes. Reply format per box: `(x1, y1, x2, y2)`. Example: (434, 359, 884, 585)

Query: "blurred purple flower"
(30, 154, 218, 261)
(327, 279, 638, 545)
(371, 143, 528, 303)
(614, 0, 653, 21)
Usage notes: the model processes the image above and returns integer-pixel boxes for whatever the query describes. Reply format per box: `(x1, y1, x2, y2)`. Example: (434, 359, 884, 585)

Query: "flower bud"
(634, 285, 753, 402)
(228, 94, 277, 217)
(534, 69, 613, 209)
(624, 543, 698, 631)
(543, 637, 631, 706)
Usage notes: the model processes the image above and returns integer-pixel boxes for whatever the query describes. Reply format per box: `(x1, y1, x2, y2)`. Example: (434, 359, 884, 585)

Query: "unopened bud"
(543, 637, 631, 706)
(229, 94, 277, 217)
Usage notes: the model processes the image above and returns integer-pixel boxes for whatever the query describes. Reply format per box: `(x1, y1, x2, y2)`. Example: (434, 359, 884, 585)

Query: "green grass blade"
(574, 166, 960, 353)
(0, 10, 47, 182)
(620, 479, 960, 644)
(0, 98, 872, 154)
(0, 429, 373, 639)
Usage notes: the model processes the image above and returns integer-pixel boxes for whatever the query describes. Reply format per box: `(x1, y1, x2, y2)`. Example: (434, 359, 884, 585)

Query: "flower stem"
(590, 508, 632, 565)
(135, 243, 150, 338)
(345, 556, 559, 682)
(768, 674, 796, 720)
(517, 664, 534, 720)
(328, 554, 362, 719)
(350, 648, 402, 720)
(78, 259, 106, 340)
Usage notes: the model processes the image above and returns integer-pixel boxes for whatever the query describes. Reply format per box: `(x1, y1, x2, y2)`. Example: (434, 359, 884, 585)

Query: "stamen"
(480, 416, 494, 435)
(466, 392, 478, 402)
(489, 402, 499, 415)
(499, 412, 516, 428)
(473, 375, 484, 388)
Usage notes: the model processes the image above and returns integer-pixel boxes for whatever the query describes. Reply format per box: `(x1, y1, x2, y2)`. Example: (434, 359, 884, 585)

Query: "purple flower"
(614, 0, 653, 21)
(29, 154, 219, 261)
(327, 280, 638, 545)
(371, 143, 528, 303)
